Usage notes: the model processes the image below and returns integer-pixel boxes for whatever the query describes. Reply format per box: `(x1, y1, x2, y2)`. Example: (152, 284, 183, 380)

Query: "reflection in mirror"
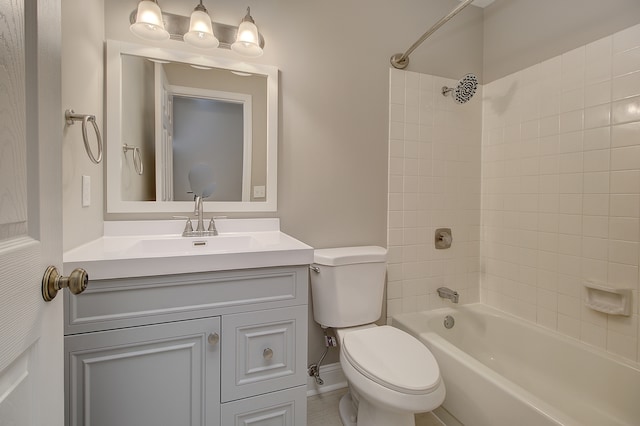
(106, 40, 278, 213)
(188, 163, 216, 199)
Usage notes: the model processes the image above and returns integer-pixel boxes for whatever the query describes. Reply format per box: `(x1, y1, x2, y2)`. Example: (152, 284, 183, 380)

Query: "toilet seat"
(341, 325, 441, 395)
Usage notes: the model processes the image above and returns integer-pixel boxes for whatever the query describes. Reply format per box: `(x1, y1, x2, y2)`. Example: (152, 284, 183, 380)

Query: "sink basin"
(63, 218, 314, 280)
(127, 235, 257, 256)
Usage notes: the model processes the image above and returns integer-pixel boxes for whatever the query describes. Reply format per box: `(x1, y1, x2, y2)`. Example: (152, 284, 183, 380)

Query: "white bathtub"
(392, 303, 640, 426)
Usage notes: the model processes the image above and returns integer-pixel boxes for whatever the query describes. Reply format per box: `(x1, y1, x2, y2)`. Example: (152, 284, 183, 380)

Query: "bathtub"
(392, 303, 640, 426)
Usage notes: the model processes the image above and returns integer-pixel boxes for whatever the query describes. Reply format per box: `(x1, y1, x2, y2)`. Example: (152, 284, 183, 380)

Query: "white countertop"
(63, 218, 314, 280)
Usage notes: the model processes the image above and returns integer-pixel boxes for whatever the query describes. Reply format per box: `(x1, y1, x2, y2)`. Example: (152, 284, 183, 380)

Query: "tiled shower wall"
(482, 23, 640, 363)
(387, 24, 640, 364)
(386, 69, 482, 322)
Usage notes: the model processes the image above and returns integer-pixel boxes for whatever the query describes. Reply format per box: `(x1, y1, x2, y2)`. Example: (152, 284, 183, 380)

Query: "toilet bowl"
(309, 247, 446, 426)
(336, 325, 445, 426)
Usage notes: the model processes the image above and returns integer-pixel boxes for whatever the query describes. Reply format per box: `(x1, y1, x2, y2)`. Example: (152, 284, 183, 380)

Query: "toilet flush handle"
(309, 265, 320, 273)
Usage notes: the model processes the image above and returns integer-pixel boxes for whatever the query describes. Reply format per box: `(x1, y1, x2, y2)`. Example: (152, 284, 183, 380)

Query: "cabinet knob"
(208, 332, 220, 346)
(263, 348, 273, 360)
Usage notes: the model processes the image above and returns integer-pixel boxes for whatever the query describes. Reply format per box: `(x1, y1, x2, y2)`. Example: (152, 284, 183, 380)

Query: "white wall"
(386, 69, 483, 321)
(61, 0, 104, 251)
(482, 24, 640, 364)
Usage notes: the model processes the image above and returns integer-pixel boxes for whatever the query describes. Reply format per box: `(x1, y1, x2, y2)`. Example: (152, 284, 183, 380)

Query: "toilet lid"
(342, 326, 441, 395)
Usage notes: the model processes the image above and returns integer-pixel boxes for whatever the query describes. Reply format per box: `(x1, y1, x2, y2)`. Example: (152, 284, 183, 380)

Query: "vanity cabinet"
(64, 266, 308, 426)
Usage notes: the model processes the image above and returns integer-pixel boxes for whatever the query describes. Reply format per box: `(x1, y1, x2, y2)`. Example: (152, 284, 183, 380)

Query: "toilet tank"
(310, 246, 387, 328)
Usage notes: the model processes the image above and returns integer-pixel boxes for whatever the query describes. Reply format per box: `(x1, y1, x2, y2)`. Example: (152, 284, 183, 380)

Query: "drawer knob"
(208, 332, 220, 346)
(263, 348, 273, 360)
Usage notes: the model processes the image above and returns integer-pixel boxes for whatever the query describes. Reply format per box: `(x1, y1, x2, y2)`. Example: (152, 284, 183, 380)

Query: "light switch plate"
(82, 175, 91, 207)
(253, 185, 265, 198)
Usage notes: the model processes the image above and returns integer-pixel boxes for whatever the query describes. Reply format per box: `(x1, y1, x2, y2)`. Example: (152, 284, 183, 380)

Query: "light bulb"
(184, 3, 219, 49)
(130, 0, 170, 41)
(231, 7, 263, 57)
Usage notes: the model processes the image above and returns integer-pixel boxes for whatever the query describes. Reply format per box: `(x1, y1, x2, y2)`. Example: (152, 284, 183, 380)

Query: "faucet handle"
(207, 217, 224, 236)
(173, 215, 193, 236)
(184, 218, 193, 234)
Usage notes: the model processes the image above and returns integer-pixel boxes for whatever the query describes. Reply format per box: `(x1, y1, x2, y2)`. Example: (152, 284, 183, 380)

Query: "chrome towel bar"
(65, 109, 103, 164)
(123, 144, 143, 175)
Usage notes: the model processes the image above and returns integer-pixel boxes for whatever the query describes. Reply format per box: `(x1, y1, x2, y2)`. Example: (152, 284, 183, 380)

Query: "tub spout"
(437, 287, 459, 303)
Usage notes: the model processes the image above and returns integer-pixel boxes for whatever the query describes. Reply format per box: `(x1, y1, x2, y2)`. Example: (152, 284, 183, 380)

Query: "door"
(0, 1, 63, 425)
(155, 62, 174, 201)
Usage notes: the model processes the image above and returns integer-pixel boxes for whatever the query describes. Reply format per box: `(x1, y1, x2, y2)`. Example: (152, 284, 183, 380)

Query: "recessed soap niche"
(584, 282, 632, 316)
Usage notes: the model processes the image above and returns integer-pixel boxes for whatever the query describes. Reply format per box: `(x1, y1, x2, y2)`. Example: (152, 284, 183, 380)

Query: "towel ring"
(123, 144, 144, 175)
(65, 109, 103, 164)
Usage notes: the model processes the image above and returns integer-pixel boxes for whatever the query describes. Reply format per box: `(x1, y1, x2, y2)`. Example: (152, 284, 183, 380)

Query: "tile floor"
(307, 388, 445, 426)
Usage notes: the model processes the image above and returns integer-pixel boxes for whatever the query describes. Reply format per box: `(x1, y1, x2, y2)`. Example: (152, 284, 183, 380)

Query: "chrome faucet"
(194, 195, 205, 234)
(437, 287, 459, 303)
(178, 196, 218, 237)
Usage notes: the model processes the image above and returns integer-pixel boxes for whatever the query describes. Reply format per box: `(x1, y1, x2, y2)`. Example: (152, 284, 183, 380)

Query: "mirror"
(106, 40, 278, 213)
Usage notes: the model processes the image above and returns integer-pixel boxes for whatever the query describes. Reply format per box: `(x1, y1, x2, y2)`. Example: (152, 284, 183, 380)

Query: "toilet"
(310, 246, 445, 426)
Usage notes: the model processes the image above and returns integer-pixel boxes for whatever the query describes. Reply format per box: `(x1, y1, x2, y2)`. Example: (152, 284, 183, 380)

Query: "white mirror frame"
(105, 40, 278, 213)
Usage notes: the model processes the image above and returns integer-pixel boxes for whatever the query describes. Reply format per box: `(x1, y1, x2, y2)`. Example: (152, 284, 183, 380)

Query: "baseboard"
(433, 406, 463, 426)
(306, 362, 347, 396)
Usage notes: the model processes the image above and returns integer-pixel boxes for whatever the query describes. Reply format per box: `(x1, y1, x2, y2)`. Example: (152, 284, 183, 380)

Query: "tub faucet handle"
(435, 228, 452, 249)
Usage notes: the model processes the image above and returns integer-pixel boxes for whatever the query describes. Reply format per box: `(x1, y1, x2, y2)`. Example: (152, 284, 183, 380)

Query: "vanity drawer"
(65, 266, 308, 334)
(221, 385, 306, 426)
(221, 305, 307, 402)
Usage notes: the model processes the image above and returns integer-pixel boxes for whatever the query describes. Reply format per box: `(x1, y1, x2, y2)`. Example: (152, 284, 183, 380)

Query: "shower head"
(442, 73, 478, 104)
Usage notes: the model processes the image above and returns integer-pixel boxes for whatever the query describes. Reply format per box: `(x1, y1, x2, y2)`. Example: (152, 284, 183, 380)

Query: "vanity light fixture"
(129, 2, 265, 57)
(231, 7, 263, 57)
(184, 0, 219, 49)
(130, 0, 170, 41)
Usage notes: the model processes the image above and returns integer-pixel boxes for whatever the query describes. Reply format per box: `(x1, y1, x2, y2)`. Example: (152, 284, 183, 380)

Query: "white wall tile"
(610, 194, 640, 217)
(583, 150, 610, 172)
(581, 322, 607, 349)
(393, 24, 640, 366)
(388, 69, 482, 317)
(584, 104, 611, 129)
(612, 121, 640, 147)
(586, 36, 613, 71)
(585, 80, 612, 107)
(613, 47, 640, 77)
(613, 71, 640, 101)
(613, 170, 640, 194)
(613, 23, 640, 54)
(479, 24, 640, 365)
(582, 237, 609, 260)
(612, 96, 640, 124)
(609, 217, 640, 241)
(583, 127, 611, 151)
(609, 240, 639, 265)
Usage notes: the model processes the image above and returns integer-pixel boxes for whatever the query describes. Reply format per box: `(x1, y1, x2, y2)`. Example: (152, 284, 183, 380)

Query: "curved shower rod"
(391, 0, 474, 69)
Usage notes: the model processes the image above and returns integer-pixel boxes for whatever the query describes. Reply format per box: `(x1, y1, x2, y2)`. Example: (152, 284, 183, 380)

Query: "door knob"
(42, 266, 88, 302)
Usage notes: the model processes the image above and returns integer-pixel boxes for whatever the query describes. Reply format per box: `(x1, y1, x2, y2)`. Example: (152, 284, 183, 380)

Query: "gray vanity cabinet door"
(65, 317, 221, 426)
